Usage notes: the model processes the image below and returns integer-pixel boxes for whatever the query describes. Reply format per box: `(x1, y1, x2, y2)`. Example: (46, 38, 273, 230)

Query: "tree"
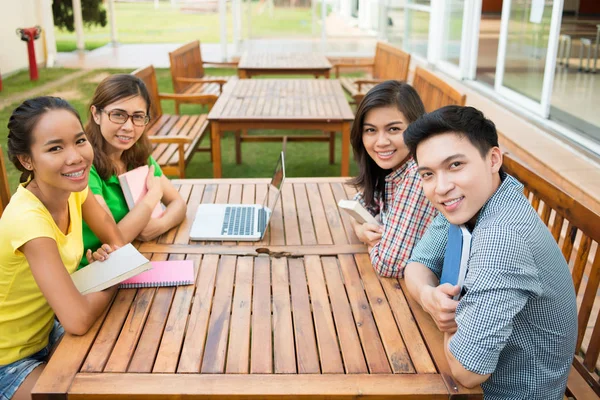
(53, 0, 107, 32)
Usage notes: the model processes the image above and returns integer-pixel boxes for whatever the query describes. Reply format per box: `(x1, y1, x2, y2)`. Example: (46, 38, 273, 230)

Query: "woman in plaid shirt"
(350, 81, 437, 277)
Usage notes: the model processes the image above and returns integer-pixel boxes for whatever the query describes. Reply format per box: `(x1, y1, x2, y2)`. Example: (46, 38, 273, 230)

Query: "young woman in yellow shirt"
(0, 97, 124, 400)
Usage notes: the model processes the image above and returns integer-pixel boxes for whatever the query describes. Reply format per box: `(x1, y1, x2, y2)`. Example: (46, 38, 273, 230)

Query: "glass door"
(434, 0, 482, 80)
(495, 0, 563, 117)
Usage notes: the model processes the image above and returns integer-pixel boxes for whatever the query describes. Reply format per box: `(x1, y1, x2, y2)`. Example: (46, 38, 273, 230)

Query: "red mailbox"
(16, 26, 42, 81)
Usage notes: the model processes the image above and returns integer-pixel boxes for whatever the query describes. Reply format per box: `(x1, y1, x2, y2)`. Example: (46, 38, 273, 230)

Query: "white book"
(455, 225, 472, 300)
(71, 244, 152, 295)
(337, 199, 380, 225)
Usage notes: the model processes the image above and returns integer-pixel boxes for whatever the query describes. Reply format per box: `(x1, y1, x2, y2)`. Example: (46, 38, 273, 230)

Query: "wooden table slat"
(281, 183, 302, 246)
(272, 258, 297, 373)
(201, 255, 237, 373)
(250, 257, 273, 373)
(378, 278, 438, 374)
(330, 182, 362, 245)
(338, 254, 391, 373)
(225, 256, 254, 373)
(289, 258, 321, 373)
(354, 254, 415, 374)
(68, 373, 451, 399)
(318, 182, 350, 245)
(177, 254, 219, 373)
(174, 184, 204, 244)
(304, 255, 345, 373)
(81, 289, 136, 372)
(293, 183, 318, 246)
(152, 254, 197, 373)
(321, 257, 369, 374)
(306, 183, 334, 245)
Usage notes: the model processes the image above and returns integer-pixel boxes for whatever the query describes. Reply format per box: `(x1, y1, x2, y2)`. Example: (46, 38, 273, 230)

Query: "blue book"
(440, 224, 472, 300)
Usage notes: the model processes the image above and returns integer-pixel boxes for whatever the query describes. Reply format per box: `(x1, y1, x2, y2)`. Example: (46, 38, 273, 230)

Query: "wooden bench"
(334, 42, 410, 105)
(0, 145, 11, 217)
(132, 65, 220, 179)
(411, 66, 467, 112)
(502, 153, 600, 400)
(169, 40, 238, 114)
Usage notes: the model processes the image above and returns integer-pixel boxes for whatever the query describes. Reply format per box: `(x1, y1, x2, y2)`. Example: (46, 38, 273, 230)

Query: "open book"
(440, 224, 472, 300)
(70, 244, 152, 295)
(337, 199, 380, 225)
(118, 165, 165, 218)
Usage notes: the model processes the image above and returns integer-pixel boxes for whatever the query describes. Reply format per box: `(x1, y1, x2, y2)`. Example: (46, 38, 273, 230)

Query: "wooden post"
(41, 0, 57, 67)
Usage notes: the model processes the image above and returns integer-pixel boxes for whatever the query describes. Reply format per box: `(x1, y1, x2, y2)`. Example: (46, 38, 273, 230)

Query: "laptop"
(189, 152, 286, 241)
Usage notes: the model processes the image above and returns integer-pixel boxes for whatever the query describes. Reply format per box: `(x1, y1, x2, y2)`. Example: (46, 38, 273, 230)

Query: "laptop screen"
(263, 152, 285, 211)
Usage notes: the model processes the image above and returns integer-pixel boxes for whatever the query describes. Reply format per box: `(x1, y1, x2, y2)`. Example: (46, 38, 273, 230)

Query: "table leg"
(211, 121, 222, 178)
(238, 69, 248, 79)
(341, 122, 351, 176)
(325, 70, 330, 79)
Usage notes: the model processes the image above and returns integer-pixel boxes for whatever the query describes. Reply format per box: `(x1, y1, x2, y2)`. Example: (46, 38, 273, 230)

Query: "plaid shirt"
(354, 157, 437, 278)
(409, 173, 578, 400)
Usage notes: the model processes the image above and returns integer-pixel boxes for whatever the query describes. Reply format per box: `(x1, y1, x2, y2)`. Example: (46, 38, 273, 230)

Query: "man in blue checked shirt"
(403, 105, 577, 400)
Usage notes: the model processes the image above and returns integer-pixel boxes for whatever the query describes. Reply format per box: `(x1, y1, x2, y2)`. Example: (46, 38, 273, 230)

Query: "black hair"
(404, 105, 499, 163)
(7, 96, 82, 183)
(349, 80, 426, 209)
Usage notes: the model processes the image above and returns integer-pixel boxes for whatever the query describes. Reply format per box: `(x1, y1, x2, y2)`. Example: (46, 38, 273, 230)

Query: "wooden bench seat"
(132, 65, 221, 178)
(502, 153, 600, 399)
(169, 40, 238, 114)
(335, 42, 410, 105)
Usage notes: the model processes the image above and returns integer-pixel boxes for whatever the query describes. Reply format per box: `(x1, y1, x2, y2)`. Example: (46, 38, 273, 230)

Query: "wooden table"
(208, 80, 355, 178)
(238, 52, 332, 79)
(32, 178, 483, 400)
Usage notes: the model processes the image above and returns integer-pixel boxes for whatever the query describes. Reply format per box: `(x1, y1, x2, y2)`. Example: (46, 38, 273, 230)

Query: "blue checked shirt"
(409, 173, 578, 400)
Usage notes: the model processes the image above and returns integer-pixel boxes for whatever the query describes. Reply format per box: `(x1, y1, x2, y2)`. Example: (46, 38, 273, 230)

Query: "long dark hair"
(349, 80, 425, 209)
(7, 96, 82, 183)
(86, 74, 152, 179)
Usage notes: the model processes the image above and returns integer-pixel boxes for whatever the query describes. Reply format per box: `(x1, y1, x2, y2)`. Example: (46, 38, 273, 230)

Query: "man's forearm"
(404, 261, 439, 307)
(444, 333, 490, 388)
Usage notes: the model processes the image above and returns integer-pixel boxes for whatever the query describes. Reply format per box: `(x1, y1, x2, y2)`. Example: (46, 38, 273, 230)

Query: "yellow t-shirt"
(0, 184, 88, 365)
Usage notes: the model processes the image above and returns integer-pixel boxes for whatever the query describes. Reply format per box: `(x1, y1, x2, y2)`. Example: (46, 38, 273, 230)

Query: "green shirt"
(79, 156, 163, 268)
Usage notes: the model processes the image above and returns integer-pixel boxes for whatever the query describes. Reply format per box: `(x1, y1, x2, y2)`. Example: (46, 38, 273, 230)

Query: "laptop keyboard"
(221, 206, 255, 236)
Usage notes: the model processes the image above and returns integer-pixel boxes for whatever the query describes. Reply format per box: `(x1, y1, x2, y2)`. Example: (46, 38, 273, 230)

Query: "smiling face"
(416, 132, 502, 226)
(362, 106, 411, 171)
(91, 95, 148, 157)
(19, 109, 93, 194)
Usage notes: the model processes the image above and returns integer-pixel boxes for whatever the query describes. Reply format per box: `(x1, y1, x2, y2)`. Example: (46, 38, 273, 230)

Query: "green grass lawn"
(0, 67, 359, 193)
(0, 68, 80, 99)
(55, 2, 320, 51)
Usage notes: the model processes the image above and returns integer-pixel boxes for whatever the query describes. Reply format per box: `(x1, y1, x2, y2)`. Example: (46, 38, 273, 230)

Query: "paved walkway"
(0, 69, 91, 111)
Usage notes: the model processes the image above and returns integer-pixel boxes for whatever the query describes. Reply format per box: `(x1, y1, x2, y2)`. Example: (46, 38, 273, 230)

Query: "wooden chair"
(0, 145, 11, 217)
(411, 66, 466, 112)
(169, 40, 238, 114)
(334, 42, 411, 105)
(132, 65, 221, 179)
(502, 153, 600, 400)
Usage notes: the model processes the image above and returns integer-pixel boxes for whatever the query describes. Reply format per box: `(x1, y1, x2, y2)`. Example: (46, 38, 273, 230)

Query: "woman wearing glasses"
(79, 74, 186, 268)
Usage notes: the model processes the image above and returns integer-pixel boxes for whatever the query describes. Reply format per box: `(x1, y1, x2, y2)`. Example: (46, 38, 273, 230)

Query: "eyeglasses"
(101, 109, 150, 127)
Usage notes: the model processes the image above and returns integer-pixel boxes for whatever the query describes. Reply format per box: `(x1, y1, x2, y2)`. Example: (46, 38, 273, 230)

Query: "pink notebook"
(119, 260, 194, 288)
(118, 165, 164, 218)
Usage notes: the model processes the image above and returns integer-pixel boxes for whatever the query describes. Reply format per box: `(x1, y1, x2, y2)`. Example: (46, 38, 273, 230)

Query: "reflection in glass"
(501, 0, 552, 103)
(404, 8, 429, 58)
(439, 0, 464, 67)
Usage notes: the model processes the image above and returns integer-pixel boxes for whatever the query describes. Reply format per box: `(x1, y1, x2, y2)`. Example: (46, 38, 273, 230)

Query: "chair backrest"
(502, 153, 600, 396)
(372, 42, 411, 81)
(0, 145, 11, 217)
(169, 40, 205, 94)
(131, 65, 163, 123)
(412, 66, 466, 112)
